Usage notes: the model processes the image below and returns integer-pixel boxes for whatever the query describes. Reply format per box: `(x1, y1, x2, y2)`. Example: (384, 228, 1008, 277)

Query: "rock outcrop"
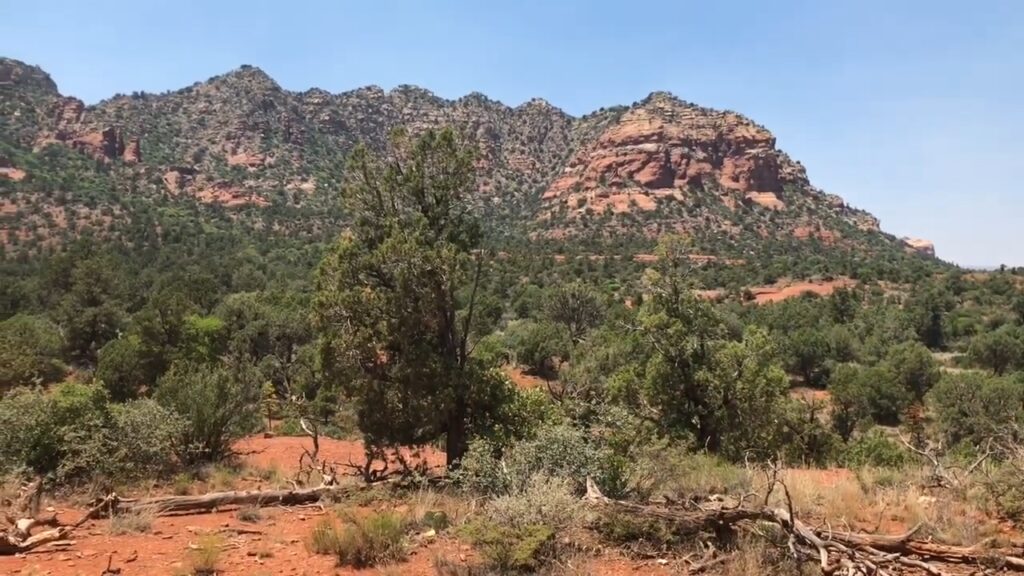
(902, 237, 936, 257)
(123, 138, 142, 164)
(194, 181, 269, 208)
(32, 97, 139, 163)
(0, 156, 26, 181)
(162, 166, 198, 195)
(227, 151, 267, 168)
(541, 94, 804, 219)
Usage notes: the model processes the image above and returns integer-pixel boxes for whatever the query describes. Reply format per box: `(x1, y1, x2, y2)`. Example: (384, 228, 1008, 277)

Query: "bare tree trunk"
(444, 398, 467, 470)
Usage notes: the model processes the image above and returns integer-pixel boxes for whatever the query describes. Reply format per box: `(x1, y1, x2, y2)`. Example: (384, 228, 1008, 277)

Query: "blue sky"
(3, 0, 1022, 266)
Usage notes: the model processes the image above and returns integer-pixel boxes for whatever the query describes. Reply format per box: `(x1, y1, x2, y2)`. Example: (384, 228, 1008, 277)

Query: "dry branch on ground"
(583, 477, 1024, 575)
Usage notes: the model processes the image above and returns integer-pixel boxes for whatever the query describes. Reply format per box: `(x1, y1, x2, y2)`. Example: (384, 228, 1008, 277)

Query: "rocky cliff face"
(0, 57, 932, 259)
(543, 93, 801, 216)
(902, 237, 936, 257)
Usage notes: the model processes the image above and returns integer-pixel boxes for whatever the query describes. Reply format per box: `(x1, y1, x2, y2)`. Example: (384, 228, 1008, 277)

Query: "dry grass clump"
(407, 485, 472, 531)
(484, 474, 584, 532)
(307, 509, 408, 568)
(630, 449, 753, 501)
(187, 534, 223, 576)
(776, 469, 869, 525)
(108, 508, 155, 535)
(720, 535, 813, 576)
(236, 505, 263, 523)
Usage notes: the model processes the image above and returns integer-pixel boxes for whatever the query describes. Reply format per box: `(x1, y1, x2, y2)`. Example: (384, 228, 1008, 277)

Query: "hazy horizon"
(3, 0, 1022, 266)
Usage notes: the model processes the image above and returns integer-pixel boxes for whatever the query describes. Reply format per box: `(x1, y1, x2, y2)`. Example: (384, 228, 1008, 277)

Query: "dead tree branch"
(583, 476, 1024, 574)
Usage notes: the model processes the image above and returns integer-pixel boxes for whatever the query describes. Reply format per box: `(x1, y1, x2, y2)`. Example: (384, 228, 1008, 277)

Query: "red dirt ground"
(751, 278, 855, 304)
(503, 366, 550, 390)
(789, 386, 832, 405)
(0, 437, 675, 576)
(234, 436, 447, 477)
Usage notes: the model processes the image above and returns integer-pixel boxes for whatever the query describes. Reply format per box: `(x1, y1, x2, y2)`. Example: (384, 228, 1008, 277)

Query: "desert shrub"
(103, 399, 185, 480)
(778, 399, 843, 466)
(828, 363, 872, 440)
(95, 334, 148, 401)
(460, 473, 580, 573)
(595, 509, 681, 554)
(842, 428, 909, 468)
(979, 463, 1024, 520)
(929, 372, 1024, 448)
(0, 314, 66, 389)
(628, 447, 752, 502)
(171, 472, 193, 495)
(310, 510, 407, 568)
(785, 327, 830, 386)
(459, 521, 554, 573)
(108, 508, 155, 535)
(308, 518, 343, 555)
(0, 384, 186, 485)
(484, 474, 583, 533)
(187, 534, 223, 575)
(503, 320, 570, 374)
(275, 418, 305, 436)
(433, 555, 497, 576)
(201, 464, 241, 491)
(720, 534, 809, 576)
(455, 424, 597, 495)
(0, 383, 108, 482)
(236, 506, 262, 523)
(882, 341, 941, 402)
(470, 333, 507, 368)
(968, 325, 1024, 375)
(155, 361, 260, 463)
(829, 364, 908, 427)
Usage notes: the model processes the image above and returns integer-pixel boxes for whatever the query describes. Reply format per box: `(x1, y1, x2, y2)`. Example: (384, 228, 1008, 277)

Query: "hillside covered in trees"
(2, 58, 1024, 576)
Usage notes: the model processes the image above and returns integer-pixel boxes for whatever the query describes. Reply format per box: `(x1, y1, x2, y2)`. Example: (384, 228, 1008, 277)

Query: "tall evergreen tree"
(313, 128, 507, 468)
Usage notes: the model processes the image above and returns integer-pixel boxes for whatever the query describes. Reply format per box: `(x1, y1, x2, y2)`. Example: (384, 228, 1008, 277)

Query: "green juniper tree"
(313, 128, 509, 468)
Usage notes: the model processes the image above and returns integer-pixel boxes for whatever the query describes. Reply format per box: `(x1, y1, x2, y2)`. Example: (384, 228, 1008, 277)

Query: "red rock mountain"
(0, 57, 934, 260)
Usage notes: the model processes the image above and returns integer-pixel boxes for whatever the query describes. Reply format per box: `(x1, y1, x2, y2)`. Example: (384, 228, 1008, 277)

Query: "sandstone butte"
(542, 94, 803, 218)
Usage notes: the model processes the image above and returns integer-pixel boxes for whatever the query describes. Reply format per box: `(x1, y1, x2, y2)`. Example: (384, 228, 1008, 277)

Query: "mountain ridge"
(0, 56, 937, 267)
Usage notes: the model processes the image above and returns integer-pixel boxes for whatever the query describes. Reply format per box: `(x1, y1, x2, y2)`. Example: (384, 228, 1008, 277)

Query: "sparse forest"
(2, 42, 1024, 573)
(1, 125, 1024, 575)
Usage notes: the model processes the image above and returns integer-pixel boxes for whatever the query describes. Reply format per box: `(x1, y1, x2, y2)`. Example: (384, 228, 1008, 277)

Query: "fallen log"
(826, 529, 1024, 570)
(583, 477, 1024, 574)
(103, 483, 367, 517)
(0, 493, 118, 555)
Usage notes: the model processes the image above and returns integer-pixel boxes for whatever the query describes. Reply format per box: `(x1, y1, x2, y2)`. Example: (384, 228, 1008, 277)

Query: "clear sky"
(2, 0, 1022, 266)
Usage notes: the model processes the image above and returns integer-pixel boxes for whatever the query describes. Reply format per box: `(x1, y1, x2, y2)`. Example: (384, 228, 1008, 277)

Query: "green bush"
(308, 518, 344, 555)
(842, 428, 909, 468)
(95, 335, 149, 402)
(0, 382, 109, 482)
(103, 399, 186, 480)
(455, 424, 597, 496)
(980, 463, 1024, 520)
(483, 474, 583, 533)
(459, 520, 555, 573)
(155, 361, 259, 463)
(968, 325, 1024, 375)
(503, 320, 570, 374)
(0, 314, 66, 389)
(929, 372, 1024, 448)
(628, 447, 752, 502)
(0, 383, 183, 484)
